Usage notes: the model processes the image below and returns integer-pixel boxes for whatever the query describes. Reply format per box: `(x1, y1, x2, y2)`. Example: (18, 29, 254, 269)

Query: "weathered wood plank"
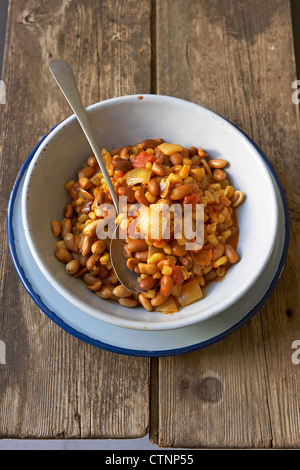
(153, 0, 300, 448)
(0, 0, 151, 438)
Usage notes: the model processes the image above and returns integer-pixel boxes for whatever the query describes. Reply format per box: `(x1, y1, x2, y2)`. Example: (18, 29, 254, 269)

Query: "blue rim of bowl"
(6, 123, 290, 357)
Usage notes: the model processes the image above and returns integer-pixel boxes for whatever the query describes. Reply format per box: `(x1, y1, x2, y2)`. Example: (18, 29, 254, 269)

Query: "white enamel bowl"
(21, 94, 279, 331)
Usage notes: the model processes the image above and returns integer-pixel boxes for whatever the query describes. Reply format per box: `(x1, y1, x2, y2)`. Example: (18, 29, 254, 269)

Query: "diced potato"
(177, 279, 203, 307)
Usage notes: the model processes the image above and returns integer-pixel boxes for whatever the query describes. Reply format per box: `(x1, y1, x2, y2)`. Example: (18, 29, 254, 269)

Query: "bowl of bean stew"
(21, 94, 279, 330)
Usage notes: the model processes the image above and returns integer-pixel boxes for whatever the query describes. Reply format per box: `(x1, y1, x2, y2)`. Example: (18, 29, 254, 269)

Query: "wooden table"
(1, 0, 300, 448)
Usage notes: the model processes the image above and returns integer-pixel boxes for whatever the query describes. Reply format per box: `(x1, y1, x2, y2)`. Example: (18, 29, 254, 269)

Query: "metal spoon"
(49, 59, 145, 293)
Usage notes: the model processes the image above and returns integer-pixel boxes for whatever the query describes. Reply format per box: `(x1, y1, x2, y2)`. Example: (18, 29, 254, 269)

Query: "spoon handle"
(49, 59, 120, 214)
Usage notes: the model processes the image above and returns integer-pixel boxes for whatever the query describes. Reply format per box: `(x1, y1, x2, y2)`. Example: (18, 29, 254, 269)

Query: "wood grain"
(152, 0, 300, 448)
(0, 0, 151, 439)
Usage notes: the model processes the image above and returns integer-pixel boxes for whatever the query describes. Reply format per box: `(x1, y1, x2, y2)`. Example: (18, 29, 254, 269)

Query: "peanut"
(135, 189, 150, 206)
(118, 186, 136, 203)
(147, 178, 160, 197)
(151, 292, 168, 307)
(208, 159, 227, 169)
(142, 139, 159, 149)
(152, 160, 166, 177)
(86, 280, 102, 291)
(113, 284, 132, 298)
(127, 239, 148, 252)
(118, 298, 138, 308)
(91, 239, 106, 255)
(81, 234, 94, 256)
(134, 250, 149, 262)
(138, 293, 153, 312)
(139, 276, 156, 291)
(55, 246, 73, 264)
(211, 243, 225, 262)
(127, 258, 139, 272)
(225, 244, 239, 264)
(170, 240, 186, 257)
(83, 273, 101, 286)
(50, 220, 61, 238)
(138, 263, 158, 275)
(213, 169, 227, 182)
(95, 286, 113, 299)
(119, 145, 132, 160)
(160, 275, 173, 297)
(170, 152, 183, 165)
(64, 203, 74, 218)
(170, 183, 194, 200)
(86, 254, 100, 271)
(61, 217, 72, 239)
(63, 232, 75, 252)
(65, 259, 81, 275)
(112, 157, 133, 172)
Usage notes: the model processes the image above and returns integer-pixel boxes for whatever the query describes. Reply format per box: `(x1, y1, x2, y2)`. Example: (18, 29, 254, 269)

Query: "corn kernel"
(213, 256, 228, 268)
(88, 212, 96, 220)
(153, 271, 162, 279)
(163, 243, 172, 255)
(100, 252, 110, 265)
(65, 180, 75, 190)
(106, 261, 112, 270)
(168, 173, 182, 184)
(145, 162, 153, 170)
(204, 190, 215, 203)
(179, 164, 190, 179)
(145, 290, 156, 299)
(207, 233, 219, 247)
(190, 168, 205, 182)
(84, 219, 94, 226)
(147, 252, 164, 265)
(162, 265, 173, 276)
(146, 148, 154, 154)
(220, 229, 232, 241)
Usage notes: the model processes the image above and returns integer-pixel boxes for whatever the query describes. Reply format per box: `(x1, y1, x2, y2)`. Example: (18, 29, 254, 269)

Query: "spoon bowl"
(49, 59, 143, 293)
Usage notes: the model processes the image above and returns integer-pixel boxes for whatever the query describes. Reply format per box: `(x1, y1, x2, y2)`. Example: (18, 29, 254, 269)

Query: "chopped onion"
(125, 168, 152, 187)
(139, 205, 168, 240)
(177, 279, 203, 307)
(156, 296, 178, 313)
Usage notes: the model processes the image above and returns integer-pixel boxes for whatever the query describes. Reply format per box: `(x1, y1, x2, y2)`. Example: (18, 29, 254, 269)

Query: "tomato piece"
(172, 265, 185, 285)
(132, 151, 156, 168)
(183, 192, 201, 205)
